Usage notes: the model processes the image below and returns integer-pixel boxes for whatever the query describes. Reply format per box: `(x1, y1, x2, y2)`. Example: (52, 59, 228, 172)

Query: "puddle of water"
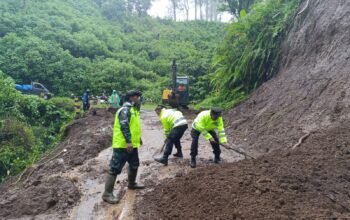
(68, 110, 242, 220)
(118, 190, 136, 220)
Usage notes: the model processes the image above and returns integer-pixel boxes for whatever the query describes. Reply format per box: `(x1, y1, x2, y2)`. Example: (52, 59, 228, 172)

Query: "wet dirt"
(1, 2, 349, 219)
(224, 0, 350, 156)
(0, 108, 238, 219)
(135, 1, 350, 219)
(136, 121, 350, 219)
(69, 109, 241, 220)
(0, 109, 114, 219)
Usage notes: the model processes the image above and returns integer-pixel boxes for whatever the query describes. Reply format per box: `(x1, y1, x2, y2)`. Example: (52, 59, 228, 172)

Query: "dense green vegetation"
(0, 0, 225, 181)
(0, 0, 301, 181)
(0, 71, 74, 181)
(202, 0, 300, 108)
(0, 0, 226, 103)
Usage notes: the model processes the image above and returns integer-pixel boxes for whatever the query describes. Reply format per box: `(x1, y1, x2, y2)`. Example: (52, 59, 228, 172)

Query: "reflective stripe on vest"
(160, 109, 187, 133)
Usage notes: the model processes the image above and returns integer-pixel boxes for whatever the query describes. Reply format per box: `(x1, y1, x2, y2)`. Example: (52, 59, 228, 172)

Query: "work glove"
(126, 143, 133, 153)
(164, 138, 169, 145)
(209, 138, 217, 145)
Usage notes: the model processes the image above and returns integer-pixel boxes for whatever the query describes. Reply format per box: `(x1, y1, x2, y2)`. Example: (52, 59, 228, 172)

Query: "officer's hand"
(164, 138, 169, 144)
(126, 143, 133, 153)
(209, 138, 217, 145)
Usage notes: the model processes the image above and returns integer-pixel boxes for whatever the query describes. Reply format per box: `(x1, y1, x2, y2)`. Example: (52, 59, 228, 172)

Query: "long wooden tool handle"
(220, 144, 256, 159)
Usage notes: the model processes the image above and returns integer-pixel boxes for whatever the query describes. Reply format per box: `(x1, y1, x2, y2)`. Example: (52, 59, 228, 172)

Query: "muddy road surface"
(0, 109, 241, 219)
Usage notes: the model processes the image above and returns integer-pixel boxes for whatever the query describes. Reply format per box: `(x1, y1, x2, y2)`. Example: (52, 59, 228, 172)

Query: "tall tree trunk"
(205, 0, 209, 21)
(194, 0, 197, 20)
(171, 0, 177, 21)
(213, 0, 218, 21)
(199, 0, 203, 20)
(183, 0, 189, 21)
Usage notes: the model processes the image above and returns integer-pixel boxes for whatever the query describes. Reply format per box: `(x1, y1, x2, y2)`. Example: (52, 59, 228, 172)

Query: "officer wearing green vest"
(190, 107, 228, 168)
(154, 102, 188, 166)
(102, 90, 144, 204)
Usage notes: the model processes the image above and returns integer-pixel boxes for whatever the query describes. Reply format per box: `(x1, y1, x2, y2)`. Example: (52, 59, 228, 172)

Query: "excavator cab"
(174, 76, 189, 108)
(162, 60, 189, 109)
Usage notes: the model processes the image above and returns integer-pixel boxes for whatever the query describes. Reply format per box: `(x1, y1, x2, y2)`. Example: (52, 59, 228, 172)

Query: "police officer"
(190, 107, 228, 168)
(102, 90, 144, 204)
(154, 102, 188, 166)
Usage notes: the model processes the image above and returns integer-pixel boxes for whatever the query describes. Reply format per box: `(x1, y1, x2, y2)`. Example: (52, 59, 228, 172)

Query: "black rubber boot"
(102, 174, 119, 204)
(128, 168, 145, 190)
(173, 149, 183, 158)
(154, 155, 168, 166)
(190, 157, 196, 168)
(214, 156, 221, 164)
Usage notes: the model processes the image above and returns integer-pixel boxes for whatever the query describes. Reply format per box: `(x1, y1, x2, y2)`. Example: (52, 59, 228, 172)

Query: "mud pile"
(136, 0, 350, 219)
(136, 121, 350, 219)
(225, 0, 350, 155)
(0, 109, 114, 219)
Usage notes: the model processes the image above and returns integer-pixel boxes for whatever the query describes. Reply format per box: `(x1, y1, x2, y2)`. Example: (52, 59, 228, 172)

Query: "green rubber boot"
(102, 174, 119, 204)
(128, 168, 145, 190)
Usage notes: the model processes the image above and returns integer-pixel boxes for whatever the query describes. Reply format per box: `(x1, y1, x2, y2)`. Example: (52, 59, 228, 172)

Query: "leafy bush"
(0, 72, 74, 181)
(0, 0, 226, 102)
(206, 0, 300, 108)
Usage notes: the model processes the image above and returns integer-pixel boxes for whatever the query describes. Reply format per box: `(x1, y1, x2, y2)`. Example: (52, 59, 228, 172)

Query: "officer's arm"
(196, 118, 212, 140)
(160, 117, 170, 137)
(217, 117, 227, 143)
(119, 107, 132, 143)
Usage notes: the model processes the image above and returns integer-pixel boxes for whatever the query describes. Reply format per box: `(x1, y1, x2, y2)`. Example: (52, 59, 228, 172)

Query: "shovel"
(220, 143, 256, 159)
(152, 142, 166, 159)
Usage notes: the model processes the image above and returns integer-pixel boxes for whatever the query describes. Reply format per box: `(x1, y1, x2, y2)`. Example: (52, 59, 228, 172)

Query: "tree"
(198, 0, 203, 20)
(101, 0, 127, 19)
(205, 0, 209, 20)
(194, 0, 198, 20)
(169, 0, 179, 21)
(127, 0, 151, 16)
(180, 0, 190, 21)
(224, 0, 256, 19)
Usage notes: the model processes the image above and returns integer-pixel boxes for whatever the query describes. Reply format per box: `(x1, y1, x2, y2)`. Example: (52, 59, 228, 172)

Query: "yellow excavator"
(161, 59, 189, 109)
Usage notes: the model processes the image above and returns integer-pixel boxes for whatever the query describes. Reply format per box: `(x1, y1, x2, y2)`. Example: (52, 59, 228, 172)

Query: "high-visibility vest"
(192, 110, 227, 143)
(112, 105, 141, 148)
(160, 108, 187, 135)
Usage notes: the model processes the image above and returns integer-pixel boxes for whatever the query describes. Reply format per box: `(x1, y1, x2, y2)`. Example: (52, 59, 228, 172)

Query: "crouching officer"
(102, 90, 144, 204)
(190, 107, 228, 168)
(154, 102, 188, 166)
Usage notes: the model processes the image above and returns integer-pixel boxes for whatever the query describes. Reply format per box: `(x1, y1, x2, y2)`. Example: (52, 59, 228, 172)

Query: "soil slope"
(0, 109, 114, 219)
(136, 1, 350, 219)
(226, 0, 350, 155)
(136, 121, 350, 219)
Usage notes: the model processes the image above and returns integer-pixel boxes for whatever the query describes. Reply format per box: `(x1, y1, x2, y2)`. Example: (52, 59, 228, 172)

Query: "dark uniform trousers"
(190, 129, 221, 158)
(109, 148, 140, 176)
(163, 124, 188, 156)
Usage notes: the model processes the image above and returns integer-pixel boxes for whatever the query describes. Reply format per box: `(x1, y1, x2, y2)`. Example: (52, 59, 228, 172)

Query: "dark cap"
(126, 90, 142, 99)
(211, 107, 222, 116)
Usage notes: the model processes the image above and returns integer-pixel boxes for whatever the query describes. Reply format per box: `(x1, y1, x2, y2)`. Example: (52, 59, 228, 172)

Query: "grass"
(141, 102, 158, 111)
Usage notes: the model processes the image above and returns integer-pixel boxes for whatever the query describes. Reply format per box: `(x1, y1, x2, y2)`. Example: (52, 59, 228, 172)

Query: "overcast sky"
(148, 0, 233, 22)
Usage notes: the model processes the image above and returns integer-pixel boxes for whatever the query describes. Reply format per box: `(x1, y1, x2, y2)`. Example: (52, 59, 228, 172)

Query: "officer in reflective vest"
(102, 90, 144, 204)
(190, 107, 228, 168)
(154, 102, 188, 166)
